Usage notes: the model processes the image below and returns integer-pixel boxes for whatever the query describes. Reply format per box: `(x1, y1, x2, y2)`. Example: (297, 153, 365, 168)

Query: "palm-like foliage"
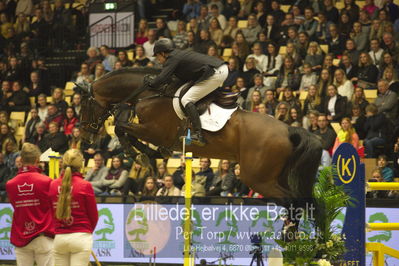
(277, 166, 352, 264)
(313, 166, 352, 242)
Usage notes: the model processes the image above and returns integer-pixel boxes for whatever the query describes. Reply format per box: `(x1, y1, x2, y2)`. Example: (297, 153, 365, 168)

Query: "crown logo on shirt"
(17, 183, 34, 193)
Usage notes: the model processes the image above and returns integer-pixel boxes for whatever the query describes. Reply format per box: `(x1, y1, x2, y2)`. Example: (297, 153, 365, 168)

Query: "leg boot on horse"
(184, 102, 206, 147)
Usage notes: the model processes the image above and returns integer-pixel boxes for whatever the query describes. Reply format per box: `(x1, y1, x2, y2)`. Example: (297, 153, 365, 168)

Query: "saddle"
(144, 74, 238, 115)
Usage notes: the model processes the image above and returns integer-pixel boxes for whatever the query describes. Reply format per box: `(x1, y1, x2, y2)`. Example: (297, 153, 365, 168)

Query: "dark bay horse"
(79, 68, 322, 222)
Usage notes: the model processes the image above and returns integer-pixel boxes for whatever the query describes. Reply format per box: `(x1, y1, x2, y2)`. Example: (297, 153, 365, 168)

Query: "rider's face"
(156, 53, 167, 64)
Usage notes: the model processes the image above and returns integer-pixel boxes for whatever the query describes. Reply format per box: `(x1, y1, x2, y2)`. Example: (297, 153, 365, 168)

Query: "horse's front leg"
(114, 124, 161, 162)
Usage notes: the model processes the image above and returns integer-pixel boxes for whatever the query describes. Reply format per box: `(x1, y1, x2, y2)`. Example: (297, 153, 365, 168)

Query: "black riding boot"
(185, 102, 206, 146)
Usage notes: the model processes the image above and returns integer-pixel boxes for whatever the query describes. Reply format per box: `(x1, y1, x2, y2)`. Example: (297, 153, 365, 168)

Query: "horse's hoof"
(158, 147, 172, 158)
(190, 139, 206, 147)
(136, 153, 150, 166)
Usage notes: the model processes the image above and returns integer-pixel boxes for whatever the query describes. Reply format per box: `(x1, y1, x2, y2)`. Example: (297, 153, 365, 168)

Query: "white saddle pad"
(172, 87, 237, 132)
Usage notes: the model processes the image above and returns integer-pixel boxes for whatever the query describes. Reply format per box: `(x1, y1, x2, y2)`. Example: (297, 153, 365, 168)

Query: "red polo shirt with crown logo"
(6, 166, 55, 247)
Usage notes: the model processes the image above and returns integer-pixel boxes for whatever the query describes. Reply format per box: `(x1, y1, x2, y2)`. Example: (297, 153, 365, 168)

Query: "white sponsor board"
(89, 12, 134, 48)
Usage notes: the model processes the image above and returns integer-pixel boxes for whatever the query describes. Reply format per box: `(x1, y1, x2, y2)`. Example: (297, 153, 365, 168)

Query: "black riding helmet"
(153, 38, 174, 55)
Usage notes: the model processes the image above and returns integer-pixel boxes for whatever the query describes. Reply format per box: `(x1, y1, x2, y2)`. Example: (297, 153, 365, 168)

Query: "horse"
(78, 67, 322, 232)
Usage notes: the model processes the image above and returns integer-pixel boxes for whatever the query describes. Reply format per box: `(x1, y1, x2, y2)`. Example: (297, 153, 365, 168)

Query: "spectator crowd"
(1, 0, 399, 199)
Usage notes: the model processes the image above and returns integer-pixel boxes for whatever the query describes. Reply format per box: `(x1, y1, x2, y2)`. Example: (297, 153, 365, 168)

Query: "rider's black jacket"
(149, 49, 225, 88)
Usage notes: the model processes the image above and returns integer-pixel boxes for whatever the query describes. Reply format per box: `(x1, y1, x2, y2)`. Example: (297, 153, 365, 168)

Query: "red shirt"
(6, 166, 55, 247)
(63, 117, 79, 135)
(49, 173, 98, 234)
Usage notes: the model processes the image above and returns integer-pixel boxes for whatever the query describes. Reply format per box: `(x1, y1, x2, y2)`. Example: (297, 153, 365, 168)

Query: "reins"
(78, 80, 177, 134)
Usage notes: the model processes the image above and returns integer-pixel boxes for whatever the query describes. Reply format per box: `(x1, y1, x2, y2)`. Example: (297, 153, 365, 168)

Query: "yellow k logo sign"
(341, 158, 352, 177)
(337, 155, 357, 184)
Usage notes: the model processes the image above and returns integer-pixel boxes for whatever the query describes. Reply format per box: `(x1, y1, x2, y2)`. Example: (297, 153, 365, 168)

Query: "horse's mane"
(95, 67, 161, 83)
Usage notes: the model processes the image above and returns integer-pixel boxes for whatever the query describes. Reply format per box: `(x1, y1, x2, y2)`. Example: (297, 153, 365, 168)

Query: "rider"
(149, 38, 229, 146)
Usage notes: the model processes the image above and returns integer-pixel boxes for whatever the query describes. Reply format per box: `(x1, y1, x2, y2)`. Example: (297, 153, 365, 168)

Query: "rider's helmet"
(153, 38, 174, 55)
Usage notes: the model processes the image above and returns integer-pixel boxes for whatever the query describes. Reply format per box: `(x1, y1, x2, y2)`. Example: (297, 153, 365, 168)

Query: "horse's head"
(77, 83, 111, 144)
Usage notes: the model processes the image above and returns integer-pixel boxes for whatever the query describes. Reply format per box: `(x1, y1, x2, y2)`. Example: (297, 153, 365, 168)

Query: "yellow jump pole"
(367, 182, 399, 191)
(48, 152, 61, 179)
(90, 250, 101, 266)
(367, 223, 399, 231)
(183, 152, 193, 266)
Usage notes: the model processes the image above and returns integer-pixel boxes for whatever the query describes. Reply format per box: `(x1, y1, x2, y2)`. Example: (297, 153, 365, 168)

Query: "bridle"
(78, 80, 170, 135)
(80, 96, 113, 134)
(79, 83, 114, 134)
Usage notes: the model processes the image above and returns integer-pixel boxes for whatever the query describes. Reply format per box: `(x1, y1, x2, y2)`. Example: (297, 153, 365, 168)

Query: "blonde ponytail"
(55, 149, 84, 221)
(56, 166, 72, 220)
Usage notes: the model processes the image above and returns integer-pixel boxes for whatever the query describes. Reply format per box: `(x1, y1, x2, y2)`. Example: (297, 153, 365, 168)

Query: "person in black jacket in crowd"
(31, 8, 50, 56)
(26, 122, 47, 152)
(5, 81, 30, 112)
(0, 153, 10, 196)
(171, 156, 186, 190)
(323, 84, 348, 122)
(24, 108, 41, 143)
(241, 57, 260, 89)
(355, 52, 379, 89)
(149, 38, 228, 146)
(351, 104, 367, 140)
(41, 121, 68, 154)
(326, 24, 346, 56)
(196, 158, 214, 192)
(364, 104, 387, 158)
(339, 54, 358, 81)
(314, 113, 337, 151)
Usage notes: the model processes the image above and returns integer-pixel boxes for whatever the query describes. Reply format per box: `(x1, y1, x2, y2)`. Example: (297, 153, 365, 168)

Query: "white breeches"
(53, 232, 93, 266)
(181, 64, 229, 107)
(15, 235, 54, 266)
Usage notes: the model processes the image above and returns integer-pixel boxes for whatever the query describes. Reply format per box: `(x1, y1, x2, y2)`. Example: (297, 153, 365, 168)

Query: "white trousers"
(15, 235, 54, 266)
(53, 232, 93, 266)
(181, 64, 229, 107)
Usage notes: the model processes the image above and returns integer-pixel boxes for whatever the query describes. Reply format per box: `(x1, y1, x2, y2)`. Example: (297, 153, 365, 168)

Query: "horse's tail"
(284, 126, 322, 201)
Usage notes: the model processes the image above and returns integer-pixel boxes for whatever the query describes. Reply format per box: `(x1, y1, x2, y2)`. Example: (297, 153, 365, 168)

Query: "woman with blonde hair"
(369, 19, 383, 40)
(123, 161, 153, 195)
(303, 84, 322, 116)
(286, 41, 302, 68)
(304, 41, 324, 71)
(94, 63, 106, 80)
(333, 68, 354, 100)
(51, 87, 68, 114)
(383, 67, 399, 93)
(209, 18, 223, 46)
(50, 149, 98, 266)
(135, 18, 149, 45)
(155, 162, 170, 186)
(142, 177, 159, 196)
(350, 87, 369, 114)
(244, 89, 262, 112)
(14, 13, 30, 35)
(318, 68, 333, 99)
(223, 16, 239, 40)
(275, 101, 291, 125)
(355, 52, 379, 89)
(234, 32, 250, 59)
(332, 117, 359, 154)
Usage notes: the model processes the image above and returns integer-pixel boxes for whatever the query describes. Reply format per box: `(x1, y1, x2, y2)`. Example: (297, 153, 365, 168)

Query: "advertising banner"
(0, 203, 14, 260)
(1, 202, 398, 265)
